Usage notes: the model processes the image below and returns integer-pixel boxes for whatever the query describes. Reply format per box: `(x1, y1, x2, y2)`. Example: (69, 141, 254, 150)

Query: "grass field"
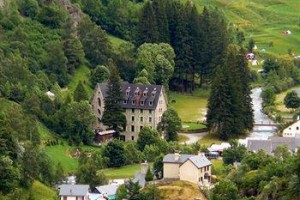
(159, 180, 207, 200)
(37, 121, 55, 141)
(102, 163, 152, 179)
(44, 145, 79, 173)
(275, 86, 300, 116)
(198, 133, 222, 147)
(181, 0, 300, 56)
(211, 159, 225, 176)
(169, 92, 207, 122)
(31, 181, 57, 200)
(63, 65, 93, 98)
(182, 122, 207, 131)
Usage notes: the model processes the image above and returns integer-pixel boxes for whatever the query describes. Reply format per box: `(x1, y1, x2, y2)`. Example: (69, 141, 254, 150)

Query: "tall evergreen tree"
(199, 7, 230, 86)
(136, 1, 159, 46)
(63, 18, 85, 74)
(73, 81, 88, 102)
(152, 0, 170, 43)
(206, 45, 253, 140)
(102, 62, 126, 133)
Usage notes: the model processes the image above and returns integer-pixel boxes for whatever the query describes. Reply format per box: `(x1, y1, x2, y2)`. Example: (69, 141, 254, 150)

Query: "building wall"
(163, 163, 180, 179)
(154, 89, 168, 128)
(60, 196, 85, 200)
(197, 165, 211, 184)
(179, 160, 199, 184)
(91, 85, 167, 141)
(122, 108, 156, 141)
(91, 84, 105, 130)
(283, 120, 300, 137)
(121, 89, 167, 141)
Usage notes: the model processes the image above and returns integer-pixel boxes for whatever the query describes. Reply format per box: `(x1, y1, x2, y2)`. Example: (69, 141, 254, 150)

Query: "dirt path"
(179, 132, 208, 144)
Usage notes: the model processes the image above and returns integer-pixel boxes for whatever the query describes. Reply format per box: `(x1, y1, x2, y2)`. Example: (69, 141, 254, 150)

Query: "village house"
(282, 120, 300, 137)
(91, 82, 167, 141)
(163, 152, 212, 185)
(59, 184, 90, 200)
(247, 136, 300, 155)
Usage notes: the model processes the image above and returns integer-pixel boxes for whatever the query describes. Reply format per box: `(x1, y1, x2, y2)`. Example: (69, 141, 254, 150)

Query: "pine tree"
(73, 81, 88, 102)
(102, 62, 126, 133)
(63, 18, 85, 74)
(152, 0, 170, 43)
(207, 45, 253, 140)
(136, 1, 159, 46)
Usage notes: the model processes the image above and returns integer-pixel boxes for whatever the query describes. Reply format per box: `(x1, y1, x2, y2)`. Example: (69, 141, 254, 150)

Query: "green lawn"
(181, 122, 207, 132)
(44, 145, 79, 173)
(102, 163, 152, 179)
(31, 181, 57, 200)
(178, 134, 189, 143)
(37, 121, 55, 141)
(198, 134, 222, 147)
(108, 34, 128, 51)
(211, 159, 225, 176)
(169, 92, 207, 122)
(64, 65, 93, 98)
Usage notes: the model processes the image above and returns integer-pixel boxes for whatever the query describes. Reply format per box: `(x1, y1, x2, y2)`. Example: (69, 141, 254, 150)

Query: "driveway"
(179, 132, 208, 144)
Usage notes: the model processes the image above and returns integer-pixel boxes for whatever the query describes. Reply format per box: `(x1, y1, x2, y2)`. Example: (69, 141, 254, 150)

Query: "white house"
(163, 153, 212, 186)
(282, 120, 300, 137)
(59, 184, 89, 200)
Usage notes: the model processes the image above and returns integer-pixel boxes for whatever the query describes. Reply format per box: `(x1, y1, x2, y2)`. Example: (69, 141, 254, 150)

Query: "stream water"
(250, 87, 276, 139)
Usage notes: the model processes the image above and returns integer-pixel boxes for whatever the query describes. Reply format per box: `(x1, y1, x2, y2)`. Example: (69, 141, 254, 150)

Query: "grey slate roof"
(247, 137, 300, 154)
(163, 154, 211, 169)
(133, 172, 146, 188)
(95, 184, 119, 196)
(97, 82, 163, 110)
(59, 184, 89, 196)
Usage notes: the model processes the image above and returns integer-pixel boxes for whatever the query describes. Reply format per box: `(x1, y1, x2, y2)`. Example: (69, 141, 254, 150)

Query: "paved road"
(179, 132, 208, 144)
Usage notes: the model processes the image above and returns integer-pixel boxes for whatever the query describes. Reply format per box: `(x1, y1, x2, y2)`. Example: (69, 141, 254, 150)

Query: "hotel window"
(131, 125, 135, 132)
(140, 117, 143, 122)
(131, 136, 134, 140)
(141, 101, 144, 106)
(132, 109, 134, 113)
(149, 117, 152, 123)
(140, 109, 143, 114)
(132, 116, 135, 122)
(140, 126, 143, 131)
(297, 127, 299, 130)
(149, 101, 153, 106)
(132, 100, 135, 105)
(123, 100, 127, 104)
(149, 110, 152, 114)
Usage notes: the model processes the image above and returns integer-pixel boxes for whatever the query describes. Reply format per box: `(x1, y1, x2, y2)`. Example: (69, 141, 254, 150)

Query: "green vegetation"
(169, 93, 207, 122)
(102, 163, 145, 179)
(178, 134, 189, 143)
(31, 181, 57, 200)
(199, 134, 222, 147)
(44, 145, 78, 173)
(181, 122, 206, 132)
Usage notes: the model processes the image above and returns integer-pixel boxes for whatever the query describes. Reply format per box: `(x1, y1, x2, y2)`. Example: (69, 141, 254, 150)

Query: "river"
(250, 87, 276, 139)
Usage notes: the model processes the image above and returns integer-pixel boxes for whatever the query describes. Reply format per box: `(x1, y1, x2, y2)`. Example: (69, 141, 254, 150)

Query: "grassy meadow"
(182, 0, 300, 56)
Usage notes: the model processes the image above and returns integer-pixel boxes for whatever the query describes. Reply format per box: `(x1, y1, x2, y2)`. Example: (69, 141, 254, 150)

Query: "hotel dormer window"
(126, 92, 129, 96)
(132, 100, 135, 105)
(123, 100, 127, 104)
(141, 101, 144, 105)
(149, 101, 153, 106)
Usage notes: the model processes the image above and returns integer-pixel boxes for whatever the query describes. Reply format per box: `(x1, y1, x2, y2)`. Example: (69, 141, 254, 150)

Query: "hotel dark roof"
(97, 82, 164, 110)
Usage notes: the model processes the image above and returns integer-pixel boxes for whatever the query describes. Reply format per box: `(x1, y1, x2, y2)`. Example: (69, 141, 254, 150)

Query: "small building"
(94, 129, 116, 144)
(247, 136, 300, 155)
(207, 142, 231, 156)
(282, 120, 300, 137)
(94, 184, 119, 200)
(133, 161, 149, 188)
(59, 184, 90, 200)
(163, 153, 212, 186)
(46, 91, 55, 100)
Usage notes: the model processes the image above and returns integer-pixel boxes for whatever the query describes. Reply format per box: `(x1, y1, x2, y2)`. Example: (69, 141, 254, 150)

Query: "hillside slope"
(183, 0, 300, 56)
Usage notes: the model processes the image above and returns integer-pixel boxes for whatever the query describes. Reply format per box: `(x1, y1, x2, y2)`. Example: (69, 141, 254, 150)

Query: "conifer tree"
(136, 1, 159, 46)
(207, 45, 253, 140)
(152, 0, 170, 43)
(63, 18, 85, 74)
(102, 62, 126, 133)
(73, 81, 88, 102)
